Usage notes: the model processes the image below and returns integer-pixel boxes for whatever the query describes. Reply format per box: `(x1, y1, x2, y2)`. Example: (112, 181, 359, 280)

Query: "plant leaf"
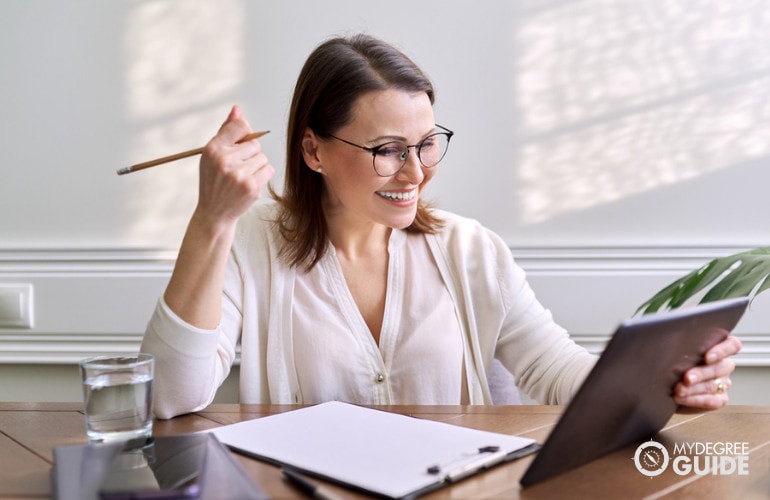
(637, 247, 770, 314)
(702, 258, 770, 301)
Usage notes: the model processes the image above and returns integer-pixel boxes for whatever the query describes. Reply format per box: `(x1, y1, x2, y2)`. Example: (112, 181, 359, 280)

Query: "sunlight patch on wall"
(514, 0, 770, 225)
(122, 0, 246, 246)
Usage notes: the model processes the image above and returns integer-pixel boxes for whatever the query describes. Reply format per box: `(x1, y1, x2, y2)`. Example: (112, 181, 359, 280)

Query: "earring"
(316, 167, 323, 174)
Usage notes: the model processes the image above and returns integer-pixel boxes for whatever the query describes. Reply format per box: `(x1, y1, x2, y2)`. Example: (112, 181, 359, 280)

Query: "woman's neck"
(325, 212, 392, 261)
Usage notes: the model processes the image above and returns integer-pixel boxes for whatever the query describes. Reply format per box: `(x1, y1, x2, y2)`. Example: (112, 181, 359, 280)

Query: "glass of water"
(79, 353, 154, 443)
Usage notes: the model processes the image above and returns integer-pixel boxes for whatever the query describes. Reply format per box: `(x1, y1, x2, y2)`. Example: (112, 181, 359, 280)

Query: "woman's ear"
(301, 127, 324, 173)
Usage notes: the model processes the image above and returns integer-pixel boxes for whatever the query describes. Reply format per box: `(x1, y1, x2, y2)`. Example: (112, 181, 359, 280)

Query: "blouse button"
(376, 373, 385, 383)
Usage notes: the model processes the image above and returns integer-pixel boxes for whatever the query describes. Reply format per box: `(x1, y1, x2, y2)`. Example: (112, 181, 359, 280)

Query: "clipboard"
(210, 401, 538, 499)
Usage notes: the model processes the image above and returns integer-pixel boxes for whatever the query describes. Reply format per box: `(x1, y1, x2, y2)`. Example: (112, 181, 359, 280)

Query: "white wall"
(1, 0, 769, 402)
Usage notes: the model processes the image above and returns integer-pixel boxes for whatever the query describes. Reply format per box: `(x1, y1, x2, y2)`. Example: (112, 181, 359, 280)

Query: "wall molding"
(0, 248, 175, 363)
(1, 246, 768, 366)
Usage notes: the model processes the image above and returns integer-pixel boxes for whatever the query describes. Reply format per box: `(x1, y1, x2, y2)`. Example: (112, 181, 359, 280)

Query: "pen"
(117, 130, 270, 175)
(282, 467, 345, 500)
(444, 449, 508, 482)
(426, 446, 507, 482)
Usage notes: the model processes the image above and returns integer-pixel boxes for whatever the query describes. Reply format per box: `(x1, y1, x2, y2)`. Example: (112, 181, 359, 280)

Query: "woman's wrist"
(187, 206, 239, 245)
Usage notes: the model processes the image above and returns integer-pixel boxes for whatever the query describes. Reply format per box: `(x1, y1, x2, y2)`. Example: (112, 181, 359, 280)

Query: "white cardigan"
(142, 202, 596, 418)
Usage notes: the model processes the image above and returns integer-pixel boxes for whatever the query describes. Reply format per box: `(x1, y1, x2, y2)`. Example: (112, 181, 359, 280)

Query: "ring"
(715, 379, 727, 394)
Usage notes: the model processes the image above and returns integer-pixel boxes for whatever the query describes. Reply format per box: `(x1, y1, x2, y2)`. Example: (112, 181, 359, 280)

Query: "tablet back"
(519, 297, 749, 487)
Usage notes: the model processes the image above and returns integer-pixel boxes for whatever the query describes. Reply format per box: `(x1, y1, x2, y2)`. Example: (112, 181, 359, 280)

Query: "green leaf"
(637, 247, 770, 315)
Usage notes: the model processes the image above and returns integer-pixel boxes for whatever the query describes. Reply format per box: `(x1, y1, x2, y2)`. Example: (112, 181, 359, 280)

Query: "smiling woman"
(138, 33, 741, 420)
(0, 1, 767, 408)
(302, 89, 441, 242)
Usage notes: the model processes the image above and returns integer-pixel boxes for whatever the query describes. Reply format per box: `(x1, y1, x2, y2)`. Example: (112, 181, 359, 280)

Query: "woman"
(141, 34, 741, 419)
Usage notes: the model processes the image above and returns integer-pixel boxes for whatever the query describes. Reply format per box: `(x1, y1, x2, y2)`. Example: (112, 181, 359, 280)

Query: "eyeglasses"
(328, 124, 454, 177)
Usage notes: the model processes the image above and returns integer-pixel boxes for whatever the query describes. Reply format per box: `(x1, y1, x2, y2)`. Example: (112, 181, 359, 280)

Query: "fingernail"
(706, 352, 718, 363)
(687, 372, 698, 384)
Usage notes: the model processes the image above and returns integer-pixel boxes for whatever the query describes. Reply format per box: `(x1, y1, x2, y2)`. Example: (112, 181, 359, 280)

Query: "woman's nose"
(395, 148, 425, 183)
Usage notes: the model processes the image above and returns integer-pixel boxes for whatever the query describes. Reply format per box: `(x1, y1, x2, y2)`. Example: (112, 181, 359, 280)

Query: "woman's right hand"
(163, 105, 273, 329)
(196, 105, 274, 228)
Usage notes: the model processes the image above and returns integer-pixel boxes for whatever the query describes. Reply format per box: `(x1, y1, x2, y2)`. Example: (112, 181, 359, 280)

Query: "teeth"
(377, 190, 416, 201)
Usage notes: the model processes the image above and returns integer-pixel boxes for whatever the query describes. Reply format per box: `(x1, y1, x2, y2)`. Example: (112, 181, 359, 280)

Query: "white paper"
(210, 401, 535, 498)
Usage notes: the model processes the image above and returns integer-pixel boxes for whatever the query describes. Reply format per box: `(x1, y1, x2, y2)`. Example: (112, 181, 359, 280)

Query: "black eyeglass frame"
(327, 124, 454, 177)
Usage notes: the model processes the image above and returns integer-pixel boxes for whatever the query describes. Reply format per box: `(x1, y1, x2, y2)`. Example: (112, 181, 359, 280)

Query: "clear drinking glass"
(79, 353, 154, 443)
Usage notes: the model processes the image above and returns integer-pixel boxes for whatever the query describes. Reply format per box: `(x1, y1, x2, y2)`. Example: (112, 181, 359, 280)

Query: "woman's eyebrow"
(368, 127, 438, 144)
(368, 134, 406, 144)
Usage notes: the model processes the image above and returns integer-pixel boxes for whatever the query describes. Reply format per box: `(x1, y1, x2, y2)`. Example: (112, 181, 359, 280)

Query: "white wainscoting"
(0, 246, 768, 402)
(0, 248, 173, 363)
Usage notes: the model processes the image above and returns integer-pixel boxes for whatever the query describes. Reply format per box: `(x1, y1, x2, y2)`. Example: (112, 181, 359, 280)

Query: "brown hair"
(271, 33, 444, 270)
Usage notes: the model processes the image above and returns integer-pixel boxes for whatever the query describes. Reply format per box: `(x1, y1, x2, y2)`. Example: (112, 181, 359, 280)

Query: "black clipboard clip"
(426, 446, 506, 482)
(426, 443, 542, 483)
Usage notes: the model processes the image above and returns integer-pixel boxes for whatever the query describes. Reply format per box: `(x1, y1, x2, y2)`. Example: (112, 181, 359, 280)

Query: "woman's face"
(310, 88, 439, 230)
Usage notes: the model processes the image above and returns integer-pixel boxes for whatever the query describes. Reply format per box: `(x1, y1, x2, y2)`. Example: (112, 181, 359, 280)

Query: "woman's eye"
(375, 144, 405, 157)
(420, 138, 436, 150)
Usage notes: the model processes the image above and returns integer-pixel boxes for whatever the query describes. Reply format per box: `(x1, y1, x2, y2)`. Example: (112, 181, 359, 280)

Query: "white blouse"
(292, 229, 466, 404)
(142, 203, 596, 419)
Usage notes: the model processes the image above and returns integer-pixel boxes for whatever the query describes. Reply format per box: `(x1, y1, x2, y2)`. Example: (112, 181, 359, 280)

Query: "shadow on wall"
(120, 1, 250, 245)
(511, 0, 770, 229)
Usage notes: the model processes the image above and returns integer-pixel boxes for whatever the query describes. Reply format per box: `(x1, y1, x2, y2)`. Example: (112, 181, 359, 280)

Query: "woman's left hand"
(674, 334, 742, 409)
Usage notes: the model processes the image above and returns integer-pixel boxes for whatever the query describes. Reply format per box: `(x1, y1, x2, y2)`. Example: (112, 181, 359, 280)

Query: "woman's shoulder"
(430, 209, 511, 261)
(233, 201, 281, 248)
(238, 201, 279, 228)
(433, 209, 501, 243)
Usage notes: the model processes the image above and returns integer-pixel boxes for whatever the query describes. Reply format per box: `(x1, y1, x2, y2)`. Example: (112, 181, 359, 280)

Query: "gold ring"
(715, 379, 727, 394)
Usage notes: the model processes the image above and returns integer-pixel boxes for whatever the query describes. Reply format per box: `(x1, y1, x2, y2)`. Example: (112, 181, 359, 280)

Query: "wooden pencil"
(117, 130, 270, 175)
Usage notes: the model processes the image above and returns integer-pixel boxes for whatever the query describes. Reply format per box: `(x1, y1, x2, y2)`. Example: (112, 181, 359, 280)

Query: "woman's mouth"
(376, 189, 417, 202)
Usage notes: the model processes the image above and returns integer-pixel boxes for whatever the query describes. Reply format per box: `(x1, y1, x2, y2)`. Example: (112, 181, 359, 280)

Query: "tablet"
(53, 433, 268, 499)
(519, 297, 749, 487)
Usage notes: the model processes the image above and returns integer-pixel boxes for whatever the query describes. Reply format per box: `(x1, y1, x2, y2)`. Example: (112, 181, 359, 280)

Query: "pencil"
(117, 130, 270, 176)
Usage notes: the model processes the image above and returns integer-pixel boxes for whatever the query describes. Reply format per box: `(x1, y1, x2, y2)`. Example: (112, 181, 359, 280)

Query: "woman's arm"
(141, 106, 273, 418)
(163, 105, 274, 328)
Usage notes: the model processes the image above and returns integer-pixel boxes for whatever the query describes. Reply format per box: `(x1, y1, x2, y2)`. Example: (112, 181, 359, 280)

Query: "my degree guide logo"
(633, 440, 750, 477)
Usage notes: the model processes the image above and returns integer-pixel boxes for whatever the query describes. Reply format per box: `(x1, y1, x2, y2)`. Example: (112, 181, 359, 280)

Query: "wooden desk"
(1, 403, 768, 499)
